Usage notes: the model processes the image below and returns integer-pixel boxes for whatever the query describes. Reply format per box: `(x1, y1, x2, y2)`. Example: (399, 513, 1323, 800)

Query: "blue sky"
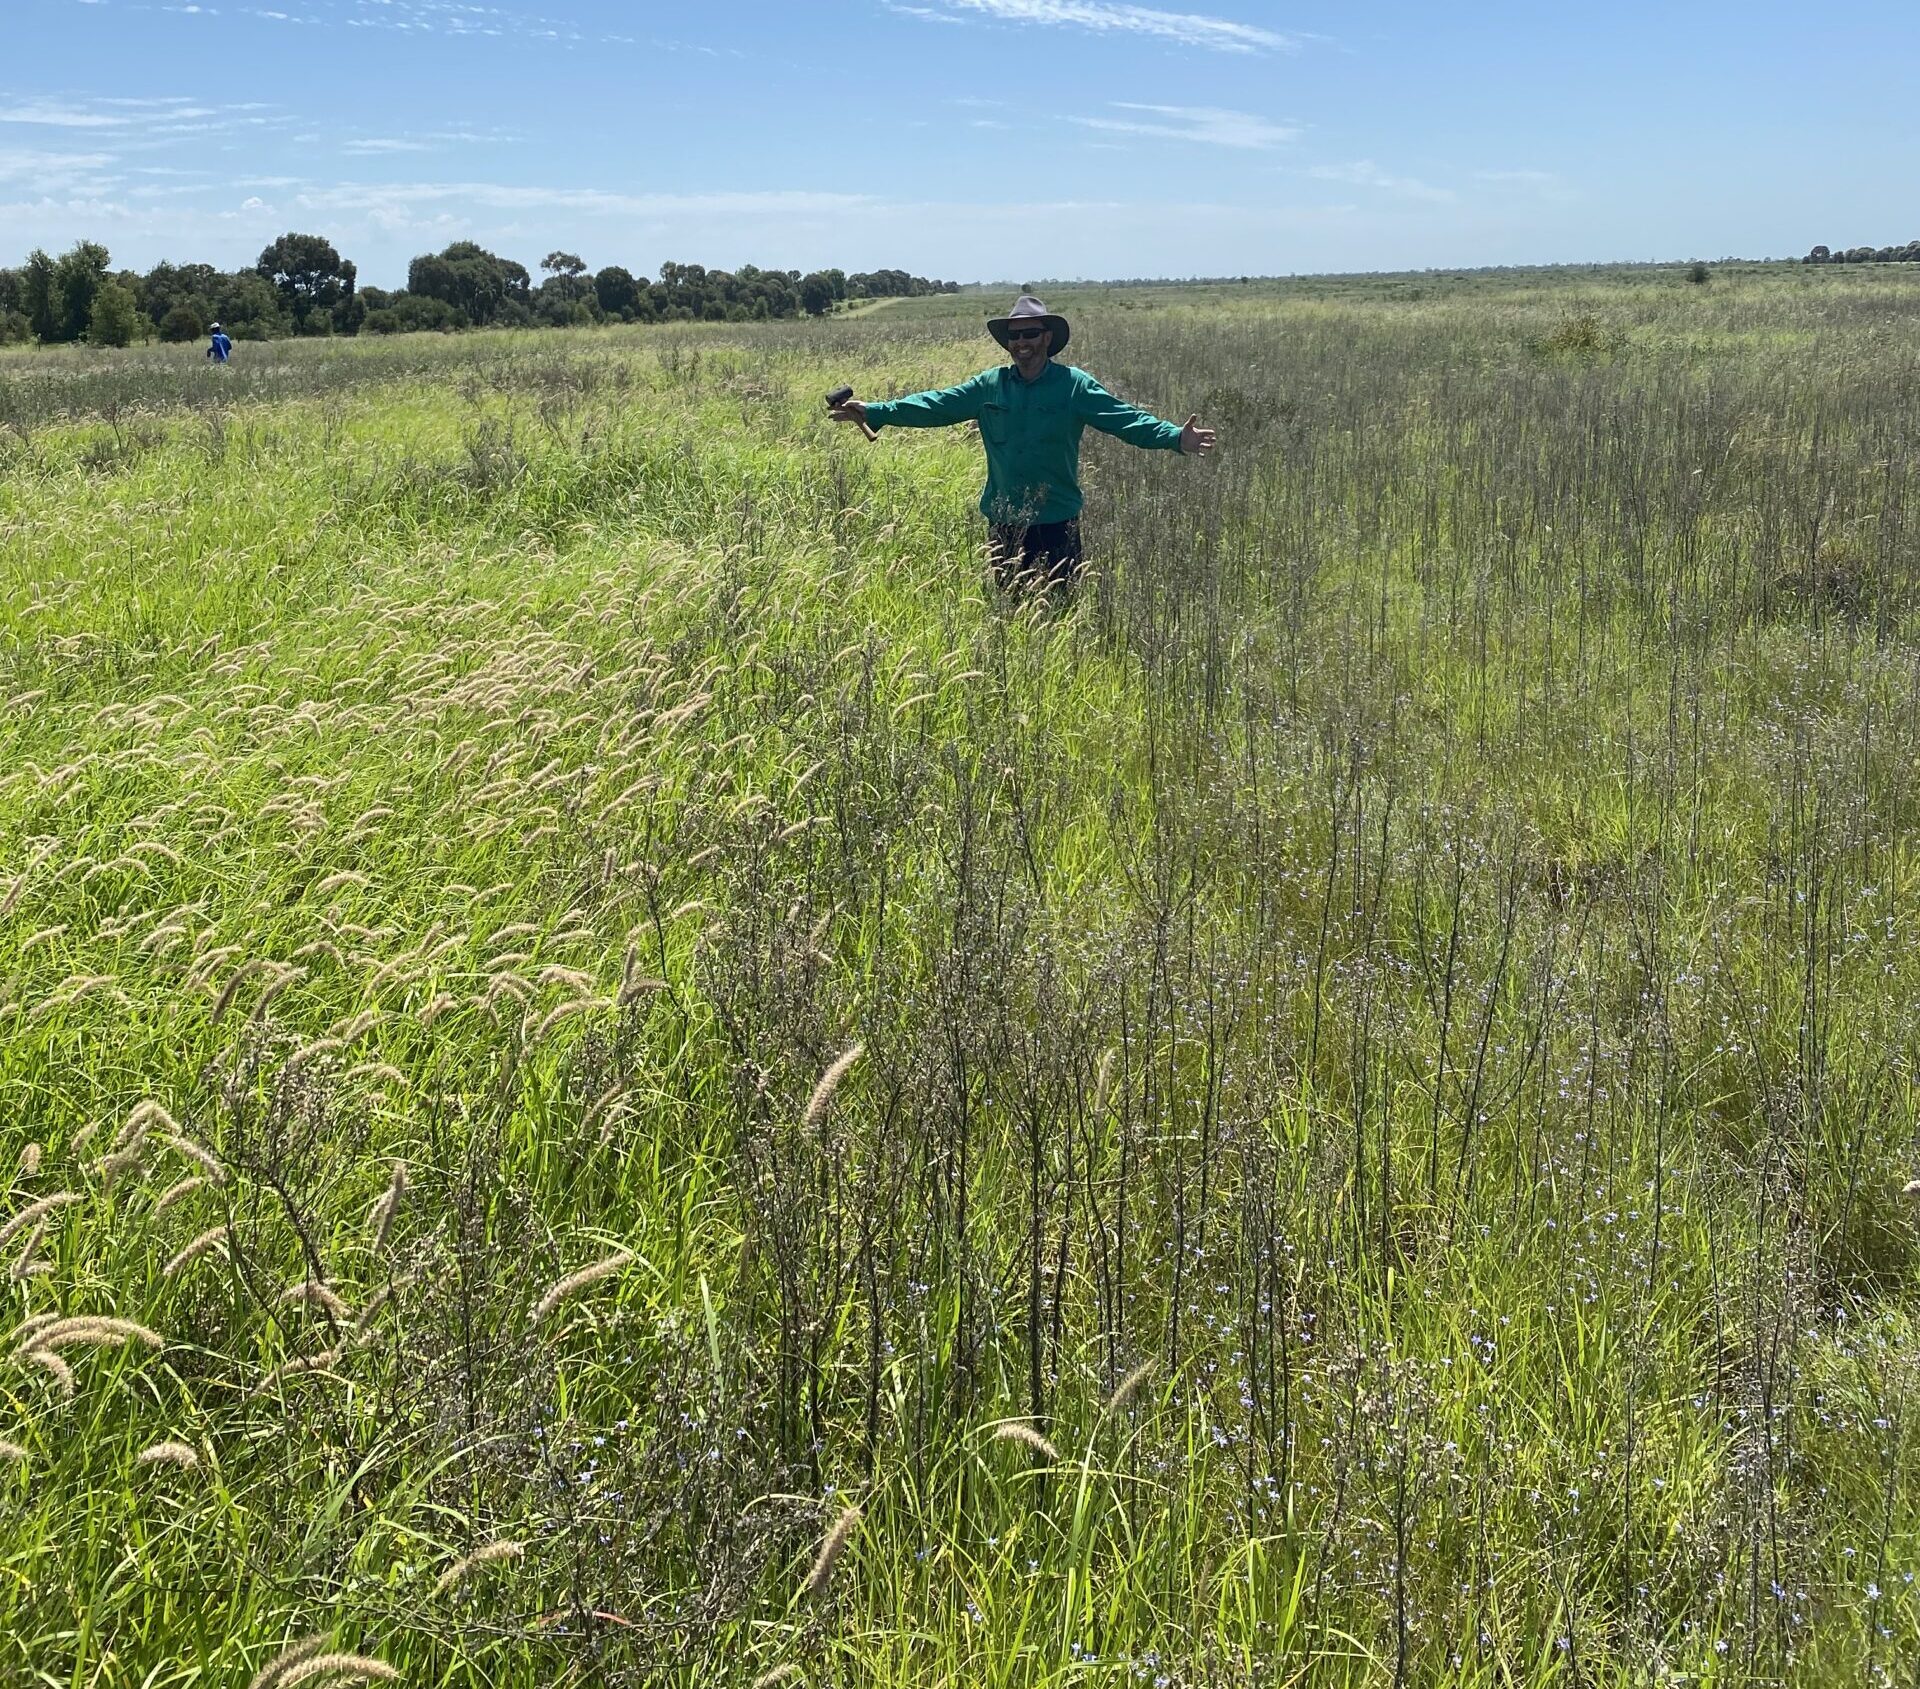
(4, 0, 1916, 286)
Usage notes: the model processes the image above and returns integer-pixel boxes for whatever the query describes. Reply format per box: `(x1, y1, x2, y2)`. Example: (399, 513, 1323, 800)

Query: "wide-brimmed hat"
(988, 293, 1069, 354)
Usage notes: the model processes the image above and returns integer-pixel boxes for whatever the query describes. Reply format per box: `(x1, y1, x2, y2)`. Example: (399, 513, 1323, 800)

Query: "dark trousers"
(988, 519, 1083, 595)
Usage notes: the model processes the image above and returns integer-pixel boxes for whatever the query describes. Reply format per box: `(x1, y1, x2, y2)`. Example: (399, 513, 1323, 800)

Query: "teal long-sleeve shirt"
(862, 360, 1185, 525)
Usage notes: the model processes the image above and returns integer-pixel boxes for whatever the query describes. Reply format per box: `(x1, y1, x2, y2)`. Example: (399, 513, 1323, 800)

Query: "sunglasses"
(1005, 325, 1049, 342)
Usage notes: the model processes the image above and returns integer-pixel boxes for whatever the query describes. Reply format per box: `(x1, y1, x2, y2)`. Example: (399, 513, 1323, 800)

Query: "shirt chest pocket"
(979, 403, 1009, 446)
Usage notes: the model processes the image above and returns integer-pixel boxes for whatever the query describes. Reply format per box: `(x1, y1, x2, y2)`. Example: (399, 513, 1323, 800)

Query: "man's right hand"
(829, 399, 869, 428)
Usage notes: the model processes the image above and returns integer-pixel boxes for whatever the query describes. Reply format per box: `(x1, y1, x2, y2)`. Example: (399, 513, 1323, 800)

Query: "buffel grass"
(3, 265, 1920, 1684)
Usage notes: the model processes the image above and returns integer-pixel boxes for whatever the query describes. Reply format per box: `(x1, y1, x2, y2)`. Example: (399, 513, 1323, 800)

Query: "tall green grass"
(3, 265, 1920, 1685)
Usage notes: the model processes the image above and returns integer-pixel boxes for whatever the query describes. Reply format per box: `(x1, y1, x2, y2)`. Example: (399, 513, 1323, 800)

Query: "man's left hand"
(1179, 415, 1216, 456)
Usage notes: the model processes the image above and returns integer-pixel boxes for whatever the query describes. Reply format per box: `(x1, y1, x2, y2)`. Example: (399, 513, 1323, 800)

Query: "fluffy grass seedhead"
(19, 1316, 164, 1355)
(247, 1634, 331, 1689)
(135, 1439, 200, 1469)
(800, 1502, 862, 1598)
(164, 1224, 230, 1277)
(992, 1420, 1061, 1462)
(804, 1043, 864, 1135)
(0, 1191, 80, 1250)
(367, 1159, 407, 1252)
(430, 1537, 524, 1596)
(275, 1654, 400, 1688)
(1105, 1358, 1157, 1417)
(532, 1248, 632, 1323)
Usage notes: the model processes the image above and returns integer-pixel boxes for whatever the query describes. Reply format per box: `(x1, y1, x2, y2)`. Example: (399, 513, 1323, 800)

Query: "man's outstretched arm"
(835, 372, 991, 433)
(1074, 372, 1216, 455)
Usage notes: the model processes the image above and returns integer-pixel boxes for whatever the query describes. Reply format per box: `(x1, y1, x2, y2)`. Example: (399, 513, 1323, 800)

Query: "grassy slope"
(2, 268, 1920, 1685)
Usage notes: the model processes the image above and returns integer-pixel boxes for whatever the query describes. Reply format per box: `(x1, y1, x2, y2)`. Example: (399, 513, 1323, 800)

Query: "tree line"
(0, 233, 959, 347)
(1803, 241, 1920, 265)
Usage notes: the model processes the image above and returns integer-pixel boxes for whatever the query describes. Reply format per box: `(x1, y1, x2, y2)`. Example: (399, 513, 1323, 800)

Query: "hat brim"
(988, 314, 1070, 353)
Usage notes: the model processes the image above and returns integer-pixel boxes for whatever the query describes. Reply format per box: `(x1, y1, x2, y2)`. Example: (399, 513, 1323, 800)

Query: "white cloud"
(1072, 103, 1297, 150)
(1307, 160, 1454, 204)
(908, 0, 1294, 52)
(340, 128, 508, 155)
(0, 148, 118, 189)
(289, 180, 876, 225)
(0, 99, 127, 129)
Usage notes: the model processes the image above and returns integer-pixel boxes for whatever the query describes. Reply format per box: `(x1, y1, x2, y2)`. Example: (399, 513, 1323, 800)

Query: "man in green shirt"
(831, 294, 1216, 594)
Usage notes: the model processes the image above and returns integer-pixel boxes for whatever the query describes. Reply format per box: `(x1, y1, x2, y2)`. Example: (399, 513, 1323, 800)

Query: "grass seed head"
(993, 1420, 1062, 1462)
(0, 1438, 27, 1463)
(135, 1439, 200, 1469)
(368, 1159, 407, 1252)
(10, 1220, 49, 1281)
(21, 1316, 165, 1354)
(1105, 1358, 1157, 1417)
(25, 1348, 74, 1397)
(161, 1133, 224, 1181)
(248, 1636, 331, 1689)
(800, 1502, 862, 1598)
(164, 1224, 231, 1277)
(0, 1191, 80, 1250)
(278, 1280, 352, 1322)
(431, 1537, 524, 1596)
(257, 1644, 400, 1689)
(153, 1175, 207, 1217)
(803, 1043, 864, 1135)
(533, 1249, 632, 1323)
(752, 1668, 804, 1689)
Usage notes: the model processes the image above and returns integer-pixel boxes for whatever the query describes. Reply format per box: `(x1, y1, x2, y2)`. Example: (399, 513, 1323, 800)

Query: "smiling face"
(1004, 320, 1052, 374)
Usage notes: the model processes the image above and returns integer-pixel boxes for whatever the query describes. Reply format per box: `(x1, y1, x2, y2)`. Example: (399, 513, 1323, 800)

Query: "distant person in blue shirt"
(206, 322, 233, 363)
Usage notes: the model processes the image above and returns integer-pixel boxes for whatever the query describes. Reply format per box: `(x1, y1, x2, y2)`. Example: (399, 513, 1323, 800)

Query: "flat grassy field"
(4, 264, 1920, 1686)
